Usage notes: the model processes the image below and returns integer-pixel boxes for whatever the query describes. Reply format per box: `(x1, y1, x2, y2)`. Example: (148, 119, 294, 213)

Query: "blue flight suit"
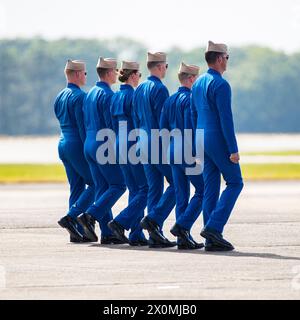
(83, 81, 126, 232)
(54, 83, 95, 232)
(110, 84, 148, 241)
(133, 76, 175, 229)
(191, 68, 244, 233)
(160, 86, 204, 232)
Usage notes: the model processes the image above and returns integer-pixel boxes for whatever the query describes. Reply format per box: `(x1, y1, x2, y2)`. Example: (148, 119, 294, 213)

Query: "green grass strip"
(0, 164, 66, 183)
(0, 163, 300, 183)
(241, 151, 300, 156)
(241, 163, 300, 180)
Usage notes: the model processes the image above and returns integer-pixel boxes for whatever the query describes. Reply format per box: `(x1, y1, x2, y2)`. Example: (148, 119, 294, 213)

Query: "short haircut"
(178, 72, 193, 82)
(65, 69, 76, 77)
(147, 61, 163, 70)
(205, 51, 224, 64)
(97, 67, 112, 79)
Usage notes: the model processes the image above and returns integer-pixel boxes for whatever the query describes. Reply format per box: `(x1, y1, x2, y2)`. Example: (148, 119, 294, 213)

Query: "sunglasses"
(76, 71, 87, 76)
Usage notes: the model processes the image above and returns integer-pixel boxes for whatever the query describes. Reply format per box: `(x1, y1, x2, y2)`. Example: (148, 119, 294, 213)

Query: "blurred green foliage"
(1, 38, 300, 135)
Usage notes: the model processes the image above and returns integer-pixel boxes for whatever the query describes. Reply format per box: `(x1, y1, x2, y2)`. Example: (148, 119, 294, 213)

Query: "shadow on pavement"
(88, 244, 300, 261)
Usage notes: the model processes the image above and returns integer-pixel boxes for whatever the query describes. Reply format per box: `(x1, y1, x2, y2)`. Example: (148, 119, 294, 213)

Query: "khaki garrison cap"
(206, 40, 228, 54)
(97, 57, 118, 69)
(64, 59, 86, 71)
(178, 62, 200, 76)
(121, 61, 140, 70)
(147, 52, 167, 63)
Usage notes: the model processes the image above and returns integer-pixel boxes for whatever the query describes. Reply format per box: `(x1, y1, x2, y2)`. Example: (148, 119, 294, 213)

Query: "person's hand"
(230, 152, 240, 164)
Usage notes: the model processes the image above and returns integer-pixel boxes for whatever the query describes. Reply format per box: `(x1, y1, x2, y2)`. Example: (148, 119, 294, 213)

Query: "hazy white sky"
(1, 0, 300, 52)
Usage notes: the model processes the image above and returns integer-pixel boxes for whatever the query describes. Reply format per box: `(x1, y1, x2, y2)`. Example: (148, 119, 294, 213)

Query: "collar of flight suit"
(147, 75, 163, 83)
(96, 81, 111, 89)
(178, 86, 191, 93)
(207, 68, 222, 77)
(67, 83, 80, 89)
(120, 84, 134, 91)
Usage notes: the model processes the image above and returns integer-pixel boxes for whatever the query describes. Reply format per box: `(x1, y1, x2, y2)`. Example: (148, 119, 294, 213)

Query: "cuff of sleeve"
(229, 146, 239, 154)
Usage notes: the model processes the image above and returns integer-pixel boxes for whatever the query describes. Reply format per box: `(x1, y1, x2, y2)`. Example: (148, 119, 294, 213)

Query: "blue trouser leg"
(84, 145, 114, 237)
(62, 159, 85, 210)
(92, 166, 115, 237)
(143, 163, 164, 215)
(145, 163, 176, 229)
(127, 188, 141, 240)
(117, 184, 146, 241)
(67, 173, 85, 211)
(128, 163, 148, 241)
(59, 140, 95, 218)
(60, 158, 86, 235)
(204, 133, 244, 233)
(86, 162, 126, 223)
(202, 153, 221, 226)
(129, 210, 146, 241)
(59, 140, 95, 235)
(177, 170, 204, 231)
(171, 165, 190, 222)
(115, 163, 148, 241)
(172, 164, 204, 231)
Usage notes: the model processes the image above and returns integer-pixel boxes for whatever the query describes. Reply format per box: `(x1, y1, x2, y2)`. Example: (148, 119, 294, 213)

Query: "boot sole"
(140, 220, 166, 243)
(57, 220, 83, 242)
(149, 243, 176, 248)
(129, 242, 149, 246)
(108, 222, 129, 243)
(200, 230, 233, 249)
(177, 245, 198, 250)
(205, 245, 234, 252)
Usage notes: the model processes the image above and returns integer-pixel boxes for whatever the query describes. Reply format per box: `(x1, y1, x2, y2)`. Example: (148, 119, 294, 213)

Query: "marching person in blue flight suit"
(160, 62, 204, 250)
(77, 57, 127, 245)
(191, 41, 244, 251)
(133, 52, 176, 248)
(108, 61, 148, 246)
(55, 59, 96, 243)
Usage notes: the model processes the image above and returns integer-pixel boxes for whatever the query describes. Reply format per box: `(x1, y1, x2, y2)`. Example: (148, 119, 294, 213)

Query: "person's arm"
(53, 92, 63, 119)
(153, 86, 169, 127)
(124, 93, 132, 118)
(215, 81, 239, 155)
(184, 99, 193, 130)
(103, 94, 113, 129)
(110, 96, 118, 133)
(159, 100, 170, 131)
(190, 93, 198, 132)
(131, 94, 140, 129)
(184, 98, 197, 158)
(74, 93, 86, 143)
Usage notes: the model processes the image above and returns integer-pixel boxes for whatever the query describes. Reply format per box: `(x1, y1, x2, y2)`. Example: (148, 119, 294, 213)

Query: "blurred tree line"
(1, 38, 300, 135)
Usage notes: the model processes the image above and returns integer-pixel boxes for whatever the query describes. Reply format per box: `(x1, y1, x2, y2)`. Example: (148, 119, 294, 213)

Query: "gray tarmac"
(0, 181, 300, 300)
